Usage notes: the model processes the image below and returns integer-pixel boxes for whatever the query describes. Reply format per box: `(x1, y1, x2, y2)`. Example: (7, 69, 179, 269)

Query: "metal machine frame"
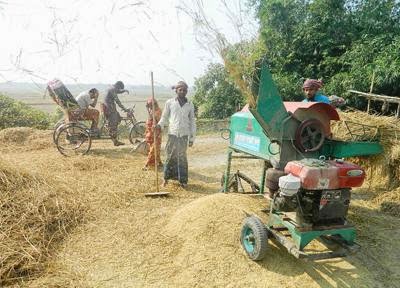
(223, 59, 382, 261)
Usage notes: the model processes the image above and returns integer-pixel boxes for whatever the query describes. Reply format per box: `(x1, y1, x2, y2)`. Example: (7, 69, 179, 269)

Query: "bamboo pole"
(367, 70, 375, 113)
(348, 90, 400, 103)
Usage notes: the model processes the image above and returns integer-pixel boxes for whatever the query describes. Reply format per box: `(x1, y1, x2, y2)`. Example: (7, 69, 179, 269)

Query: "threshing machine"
(223, 60, 383, 261)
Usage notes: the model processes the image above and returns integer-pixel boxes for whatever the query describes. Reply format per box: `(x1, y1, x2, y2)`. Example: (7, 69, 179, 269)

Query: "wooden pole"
(150, 72, 159, 192)
(367, 70, 375, 114)
(369, 70, 375, 93)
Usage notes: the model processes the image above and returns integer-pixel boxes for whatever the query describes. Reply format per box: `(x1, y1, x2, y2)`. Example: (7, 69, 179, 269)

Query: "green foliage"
(0, 94, 51, 130)
(193, 63, 244, 119)
(51, 106, 65, 125)
(222, 40, 267, 105)
(247, 0, 400, 106)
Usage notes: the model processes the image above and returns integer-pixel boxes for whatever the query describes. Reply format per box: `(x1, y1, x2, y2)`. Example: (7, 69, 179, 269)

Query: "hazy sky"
(0, 0, 258, 86)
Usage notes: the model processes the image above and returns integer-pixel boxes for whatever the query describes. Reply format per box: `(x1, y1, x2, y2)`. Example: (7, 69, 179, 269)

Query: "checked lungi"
(163, 134, 188, 184)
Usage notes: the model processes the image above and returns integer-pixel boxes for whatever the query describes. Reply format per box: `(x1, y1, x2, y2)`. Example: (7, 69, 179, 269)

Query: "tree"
(193, 63, 244, 119)
(247, 0, 400, 106)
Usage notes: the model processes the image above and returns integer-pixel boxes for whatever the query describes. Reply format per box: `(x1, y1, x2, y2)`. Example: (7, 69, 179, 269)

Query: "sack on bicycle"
(47, 79, 79, 110)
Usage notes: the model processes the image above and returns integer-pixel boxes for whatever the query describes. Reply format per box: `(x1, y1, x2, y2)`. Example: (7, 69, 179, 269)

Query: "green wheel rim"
(242, 226, 255, 253)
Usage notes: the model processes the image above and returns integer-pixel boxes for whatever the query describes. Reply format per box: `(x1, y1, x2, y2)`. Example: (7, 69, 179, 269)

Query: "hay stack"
(331, 110, 400, 189)
(0, 127, 52, 151)
(0, 158, 83, 285)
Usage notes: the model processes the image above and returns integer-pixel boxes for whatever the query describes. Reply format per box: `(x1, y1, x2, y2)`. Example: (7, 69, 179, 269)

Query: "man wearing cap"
(302, 79, 330, 104)
(157, 81, 196, 188)
(75, 88, 100, 134)
(103, 81, 129, 146)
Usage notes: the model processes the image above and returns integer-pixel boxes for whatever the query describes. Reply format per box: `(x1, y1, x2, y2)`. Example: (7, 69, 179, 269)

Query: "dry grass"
(0, 127, 399, 287)
(331, 110, 400, 190)
(372, 187, 400, 217)
(0, 157, 84, 285)
(0, 127, 52, 152)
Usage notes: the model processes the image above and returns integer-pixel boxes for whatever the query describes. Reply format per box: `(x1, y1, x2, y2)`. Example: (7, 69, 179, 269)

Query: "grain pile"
(163, 194, 264, 271)
(0, 157, 83, 285)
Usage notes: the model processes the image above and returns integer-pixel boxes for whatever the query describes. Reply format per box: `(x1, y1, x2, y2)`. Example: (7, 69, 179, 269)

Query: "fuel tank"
(284, 158, 365, 190)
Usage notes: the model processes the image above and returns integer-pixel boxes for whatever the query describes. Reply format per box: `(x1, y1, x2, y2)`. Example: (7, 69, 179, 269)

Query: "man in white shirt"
(75, 88, 100, 132)
(157, 81, 196, 188)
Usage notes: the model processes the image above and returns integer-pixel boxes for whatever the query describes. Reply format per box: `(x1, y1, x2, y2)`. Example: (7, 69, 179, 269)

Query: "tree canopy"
(193, 63, 244, 119)
(251, 0, 400, 106)
(189, 0, 400, 119)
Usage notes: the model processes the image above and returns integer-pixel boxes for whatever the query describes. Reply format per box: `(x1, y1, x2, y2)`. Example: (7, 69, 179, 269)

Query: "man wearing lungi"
(103, 81, 129, 146)
(157, 81, 196, 188)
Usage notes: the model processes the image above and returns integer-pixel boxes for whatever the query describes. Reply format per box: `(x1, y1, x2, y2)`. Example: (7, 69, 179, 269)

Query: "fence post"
(367, 98, 371, 113)
(367, 71, 375, 114)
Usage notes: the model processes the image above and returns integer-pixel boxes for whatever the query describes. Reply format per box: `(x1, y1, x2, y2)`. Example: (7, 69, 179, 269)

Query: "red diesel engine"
(272, 158, 366, 227)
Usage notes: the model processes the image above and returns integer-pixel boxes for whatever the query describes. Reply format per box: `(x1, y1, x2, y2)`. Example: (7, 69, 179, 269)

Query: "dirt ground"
(1, 131, 399, 288)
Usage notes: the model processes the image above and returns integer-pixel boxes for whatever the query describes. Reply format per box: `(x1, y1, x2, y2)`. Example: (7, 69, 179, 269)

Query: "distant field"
(4, 93, 170, 122)
(1, 84, 187, 122)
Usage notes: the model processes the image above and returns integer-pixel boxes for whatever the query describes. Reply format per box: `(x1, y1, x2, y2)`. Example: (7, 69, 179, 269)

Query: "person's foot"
(180, 183, 188, 189)
(162, 179, 168, 187)
(142, 166, 149, 171)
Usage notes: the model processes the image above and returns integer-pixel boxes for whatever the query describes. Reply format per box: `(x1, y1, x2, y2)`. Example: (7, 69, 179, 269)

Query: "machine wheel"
(129, 121, 146, 144)
(295, 119, 325, 152)
(55, 123, 92, 156)
(240, 216, 268, 261)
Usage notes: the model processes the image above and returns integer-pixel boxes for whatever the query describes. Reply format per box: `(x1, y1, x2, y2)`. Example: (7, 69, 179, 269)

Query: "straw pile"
(372, 187, 400, 217)
(0, 157, 83, 285)
(0, 127, 52, 151)
(330, 110, 400, 216)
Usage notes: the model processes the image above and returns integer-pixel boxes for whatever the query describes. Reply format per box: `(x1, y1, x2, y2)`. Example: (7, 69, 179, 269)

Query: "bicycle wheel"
(52, 118, 65, 144)
(55, 123, 92, 156)
(129, 121, 146, 144)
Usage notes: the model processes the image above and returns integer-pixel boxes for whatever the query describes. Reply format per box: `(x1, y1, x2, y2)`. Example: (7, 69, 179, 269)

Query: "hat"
(303, 79, 323, 90)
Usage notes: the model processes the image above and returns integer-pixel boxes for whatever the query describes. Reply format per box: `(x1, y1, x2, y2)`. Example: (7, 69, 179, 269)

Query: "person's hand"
(188, 141, 194, 147)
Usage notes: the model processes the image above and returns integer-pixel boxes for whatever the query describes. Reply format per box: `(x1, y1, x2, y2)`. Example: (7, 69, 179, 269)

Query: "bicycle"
(98, 105, 146, 145)
(53, 105, 145, 156)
